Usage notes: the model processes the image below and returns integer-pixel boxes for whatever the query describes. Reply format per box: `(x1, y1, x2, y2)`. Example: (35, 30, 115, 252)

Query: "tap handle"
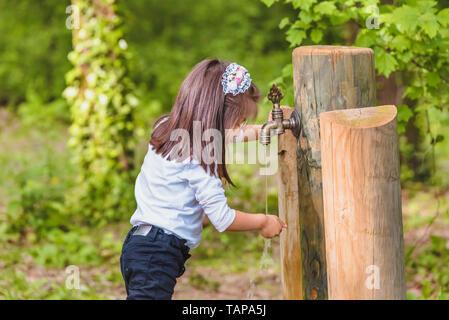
(268, 84, 284, 107)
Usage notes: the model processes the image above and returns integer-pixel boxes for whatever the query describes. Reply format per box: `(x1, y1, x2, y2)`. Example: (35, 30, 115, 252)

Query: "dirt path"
(173, 266, 282, 300)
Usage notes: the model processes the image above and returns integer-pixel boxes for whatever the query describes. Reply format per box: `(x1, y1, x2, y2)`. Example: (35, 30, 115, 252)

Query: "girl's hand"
(259, 214, 287, 239)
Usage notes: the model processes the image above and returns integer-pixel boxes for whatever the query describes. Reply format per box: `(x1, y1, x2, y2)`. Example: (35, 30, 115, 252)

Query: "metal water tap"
(260, 84, 301, 145)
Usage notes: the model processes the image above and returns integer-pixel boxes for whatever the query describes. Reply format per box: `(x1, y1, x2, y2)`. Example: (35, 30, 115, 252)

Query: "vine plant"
(63, 0, 138, 224)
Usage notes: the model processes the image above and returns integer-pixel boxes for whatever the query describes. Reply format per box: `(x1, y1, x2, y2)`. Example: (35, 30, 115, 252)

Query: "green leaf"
(392, 5, 420, 34)
(390, 35, 411, 53)
(397, 104, 413, 123)
(397, 104, 413, 133)
(419, 13, 440, 38)
(286, 28, 307, 47)
(421, 280, 431, 299)
(381, 13, 394, 25)
(310, 29, 323, 43)
(425, 72, 440, 88)
(329, 11, 351, 25)
(298, 9, 313, 24)
(397, 123, 406, 134)
(404, 86, 424, 101)
(414, 0, 438, 10)
(281, 63, 293, 78)
(293, 19, 311, 29)
(355, 29, 378, 47)
(374, 47, 398, 77)
(291, 0, 316, 11)
(314, 1, 337, 15)
(261, 0, 279, 7)
(437, 8, 449, 27)
(432, 134, 444, 145)
(399, 51, 413, 64)
(415, 103, 432, 112)
(279, 17, 290, 29)
(430, 235, 446, 251)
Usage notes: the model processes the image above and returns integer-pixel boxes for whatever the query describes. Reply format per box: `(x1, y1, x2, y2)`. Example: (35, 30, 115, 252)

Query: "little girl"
(120, 59, 287, 300)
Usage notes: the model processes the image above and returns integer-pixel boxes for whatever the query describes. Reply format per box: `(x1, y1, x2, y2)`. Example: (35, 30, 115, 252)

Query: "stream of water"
(246, 146, 274, 299)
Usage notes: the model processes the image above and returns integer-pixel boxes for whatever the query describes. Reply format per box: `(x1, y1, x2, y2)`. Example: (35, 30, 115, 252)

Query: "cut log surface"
(292, 45, 376, 299)
(320, 105, 405, 300)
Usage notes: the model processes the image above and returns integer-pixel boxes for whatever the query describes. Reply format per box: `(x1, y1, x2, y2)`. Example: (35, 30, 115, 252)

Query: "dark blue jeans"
(120, 225, 191, 300)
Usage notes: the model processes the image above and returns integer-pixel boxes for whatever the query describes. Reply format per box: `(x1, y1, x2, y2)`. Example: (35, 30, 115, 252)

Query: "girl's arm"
(225, 210, 287, 238)
(225, 106, 292, 144)
(225, 124, 262, 143)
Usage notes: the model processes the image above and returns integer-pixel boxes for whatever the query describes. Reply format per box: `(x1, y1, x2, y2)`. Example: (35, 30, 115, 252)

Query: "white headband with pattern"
(221, 62, 252, 96)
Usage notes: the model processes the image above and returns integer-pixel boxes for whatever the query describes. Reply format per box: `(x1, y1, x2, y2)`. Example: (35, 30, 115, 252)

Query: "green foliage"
(0, 0, 296, 243)
(397, 104, 414, 134)
(0, 121, 75, 239)
(64, 0, 138, 225)
(6, 159, 68, 239)
(358, 0, 449, 150)
(17, 91, 70, 129)
(0, 225, 124, 299)
(262, 0, 449, 185)
(28, 229, 120, 268)
(406, 234, 449, 299)
(0, 0, 72, 106)
(119, 0, 294, 113)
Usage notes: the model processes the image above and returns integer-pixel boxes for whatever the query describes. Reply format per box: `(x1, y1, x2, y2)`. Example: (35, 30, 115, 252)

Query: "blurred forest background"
(0, 0, 449, 299)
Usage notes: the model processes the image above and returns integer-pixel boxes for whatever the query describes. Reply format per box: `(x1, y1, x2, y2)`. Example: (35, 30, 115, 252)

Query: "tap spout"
(259, 120, 278, 146)
(259, 84, 301, 146)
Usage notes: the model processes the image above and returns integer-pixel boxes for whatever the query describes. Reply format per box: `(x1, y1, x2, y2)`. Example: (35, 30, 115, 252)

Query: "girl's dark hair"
(150, 59, 260, 186)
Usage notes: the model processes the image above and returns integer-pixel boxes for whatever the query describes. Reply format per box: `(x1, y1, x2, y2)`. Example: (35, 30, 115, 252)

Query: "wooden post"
(277, 107, 302, 300)
(292, 46, 376, 299)
(320, 105, 405, 300)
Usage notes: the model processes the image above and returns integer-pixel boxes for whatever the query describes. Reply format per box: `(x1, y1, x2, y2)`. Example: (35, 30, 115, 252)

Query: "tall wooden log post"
(292, 46, 376, 299)
(320, 106, 405, 299)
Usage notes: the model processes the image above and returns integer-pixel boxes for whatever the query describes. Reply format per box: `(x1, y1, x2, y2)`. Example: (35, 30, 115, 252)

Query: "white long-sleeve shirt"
(130, 144, 236, 249)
